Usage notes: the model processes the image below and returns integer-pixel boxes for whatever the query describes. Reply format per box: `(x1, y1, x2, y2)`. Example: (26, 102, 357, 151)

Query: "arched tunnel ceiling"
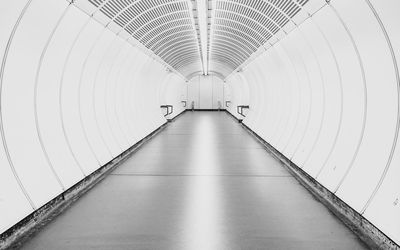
(85, 0, 309, 79)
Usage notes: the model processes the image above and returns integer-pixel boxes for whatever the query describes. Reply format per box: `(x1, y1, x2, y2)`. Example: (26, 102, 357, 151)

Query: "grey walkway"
(20, 112, 367, 250)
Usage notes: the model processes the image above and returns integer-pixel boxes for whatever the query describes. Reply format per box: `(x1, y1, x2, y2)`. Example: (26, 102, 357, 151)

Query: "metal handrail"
(160, 105, 173, 116)
(237, 105, 249, 117)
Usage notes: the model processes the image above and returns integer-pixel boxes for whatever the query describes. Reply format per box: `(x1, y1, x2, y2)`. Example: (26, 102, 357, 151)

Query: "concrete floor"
(20, 112, 368, 250)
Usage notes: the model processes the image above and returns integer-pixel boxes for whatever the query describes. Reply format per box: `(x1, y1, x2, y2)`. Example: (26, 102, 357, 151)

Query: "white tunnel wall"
(1, 0, 399, 246)
(0, 0, 185, 234)
(226, 0, 400, 244)
(157, 73, 187, 119)
(225, 74, 250, 119)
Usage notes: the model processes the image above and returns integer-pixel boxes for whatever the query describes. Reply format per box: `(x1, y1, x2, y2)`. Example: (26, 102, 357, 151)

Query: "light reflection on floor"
(181, 114, 227, 250)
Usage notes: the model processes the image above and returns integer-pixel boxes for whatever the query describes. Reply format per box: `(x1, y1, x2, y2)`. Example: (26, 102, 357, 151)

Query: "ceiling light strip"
(196, 0, 209, 75)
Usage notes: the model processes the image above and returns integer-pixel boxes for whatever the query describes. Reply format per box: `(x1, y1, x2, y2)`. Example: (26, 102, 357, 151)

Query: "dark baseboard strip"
(185, 109, 226, 112)
(167, 109, 187, 122)
(224, 109, 243, 121)
(225, 110, 399, 250)
(0, 122, 169, 250)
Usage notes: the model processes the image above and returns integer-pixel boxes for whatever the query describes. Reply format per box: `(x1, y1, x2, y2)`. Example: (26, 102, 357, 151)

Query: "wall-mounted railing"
(160, 105, 173, 117)
(237, 105, 249, 117)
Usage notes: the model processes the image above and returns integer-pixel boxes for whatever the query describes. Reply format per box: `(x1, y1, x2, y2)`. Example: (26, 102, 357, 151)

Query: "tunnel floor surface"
(20, 111, 368, 250)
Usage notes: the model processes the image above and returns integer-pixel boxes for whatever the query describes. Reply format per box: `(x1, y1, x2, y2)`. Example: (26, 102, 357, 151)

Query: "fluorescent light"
(196, 0, 208, 75)
(208, 0, 216, 75)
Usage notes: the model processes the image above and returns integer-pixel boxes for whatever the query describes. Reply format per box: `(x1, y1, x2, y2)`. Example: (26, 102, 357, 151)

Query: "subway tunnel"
(0, 0, 399, 249)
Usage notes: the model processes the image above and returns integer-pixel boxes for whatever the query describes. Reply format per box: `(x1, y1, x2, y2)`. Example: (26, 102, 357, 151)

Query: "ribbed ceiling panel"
(209, 0, 308, 77)
(86, 0, 202, 78)
(84, 0, 309, 79)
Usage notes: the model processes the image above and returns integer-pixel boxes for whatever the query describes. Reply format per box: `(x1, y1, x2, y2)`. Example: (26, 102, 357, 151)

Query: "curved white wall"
(0, 0, 186, 234)
(226, 0, 400, 245)
(1, 0, 399, 246)
(157, 73, 187, 119)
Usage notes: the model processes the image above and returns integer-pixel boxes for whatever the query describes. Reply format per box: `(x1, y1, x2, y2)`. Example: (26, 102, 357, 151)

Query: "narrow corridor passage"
(20, 112, 367, 250)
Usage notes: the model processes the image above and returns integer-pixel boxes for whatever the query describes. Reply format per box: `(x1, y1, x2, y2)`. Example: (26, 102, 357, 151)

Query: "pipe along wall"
(225, 0, 400, 246)
(1, 0, 400, 248)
